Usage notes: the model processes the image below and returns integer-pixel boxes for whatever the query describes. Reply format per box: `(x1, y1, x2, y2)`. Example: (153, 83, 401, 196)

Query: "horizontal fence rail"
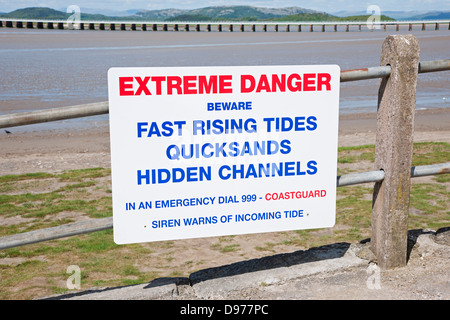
(0, 162, 448, 250)
(0, 59, 449, 130)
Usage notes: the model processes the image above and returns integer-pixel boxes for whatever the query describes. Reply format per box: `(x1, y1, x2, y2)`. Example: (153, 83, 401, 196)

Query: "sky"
(0, 0, 448, 13)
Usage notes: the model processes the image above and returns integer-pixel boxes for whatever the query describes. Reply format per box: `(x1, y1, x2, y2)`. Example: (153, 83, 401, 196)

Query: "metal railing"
(0, 37, 449, 269)
(1, 59, 448, 130)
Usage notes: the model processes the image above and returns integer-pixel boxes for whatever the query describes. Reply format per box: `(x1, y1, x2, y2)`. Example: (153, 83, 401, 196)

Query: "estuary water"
(0, 27, 449, 132)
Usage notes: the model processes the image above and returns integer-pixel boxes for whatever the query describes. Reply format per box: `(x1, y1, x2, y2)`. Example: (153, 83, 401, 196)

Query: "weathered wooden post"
(371, 35, 420, 270)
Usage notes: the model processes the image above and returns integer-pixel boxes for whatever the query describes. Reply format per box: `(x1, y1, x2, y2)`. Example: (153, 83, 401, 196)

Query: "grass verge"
(0, 142, 449, 299)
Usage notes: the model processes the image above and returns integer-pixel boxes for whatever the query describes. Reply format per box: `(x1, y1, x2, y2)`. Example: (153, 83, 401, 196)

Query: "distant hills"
(333, 10, 450, 20)
(0, 6, 448, 22)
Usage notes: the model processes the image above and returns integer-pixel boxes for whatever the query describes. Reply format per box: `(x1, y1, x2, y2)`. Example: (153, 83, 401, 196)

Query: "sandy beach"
(1, 107, 449, 176)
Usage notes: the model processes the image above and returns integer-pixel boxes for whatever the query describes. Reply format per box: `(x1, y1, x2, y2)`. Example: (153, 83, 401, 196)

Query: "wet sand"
(1, 107, 449, 176)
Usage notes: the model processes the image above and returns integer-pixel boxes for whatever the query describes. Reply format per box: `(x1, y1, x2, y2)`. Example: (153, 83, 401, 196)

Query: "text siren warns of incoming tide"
(108, 65, 340, 244)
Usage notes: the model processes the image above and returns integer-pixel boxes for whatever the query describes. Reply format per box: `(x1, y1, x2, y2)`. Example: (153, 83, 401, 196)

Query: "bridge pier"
(310, 24, 313, 32)
(435, 23, 439, 30)
(196, 24, 200, 32)
(298, 24, 301, 32)
(263, 24, 266, 32)
(26, 21, 33, 28)
(206, 24, 211, 32)
(229, 24, 233, 32)
(274, 24, 278, 32)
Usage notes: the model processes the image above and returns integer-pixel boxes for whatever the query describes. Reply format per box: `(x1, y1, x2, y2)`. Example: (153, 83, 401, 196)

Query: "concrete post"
(371, 35, 420, 270)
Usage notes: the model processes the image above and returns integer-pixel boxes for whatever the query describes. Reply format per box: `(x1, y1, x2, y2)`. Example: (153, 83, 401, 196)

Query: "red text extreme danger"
(118, 73, 332, 96)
